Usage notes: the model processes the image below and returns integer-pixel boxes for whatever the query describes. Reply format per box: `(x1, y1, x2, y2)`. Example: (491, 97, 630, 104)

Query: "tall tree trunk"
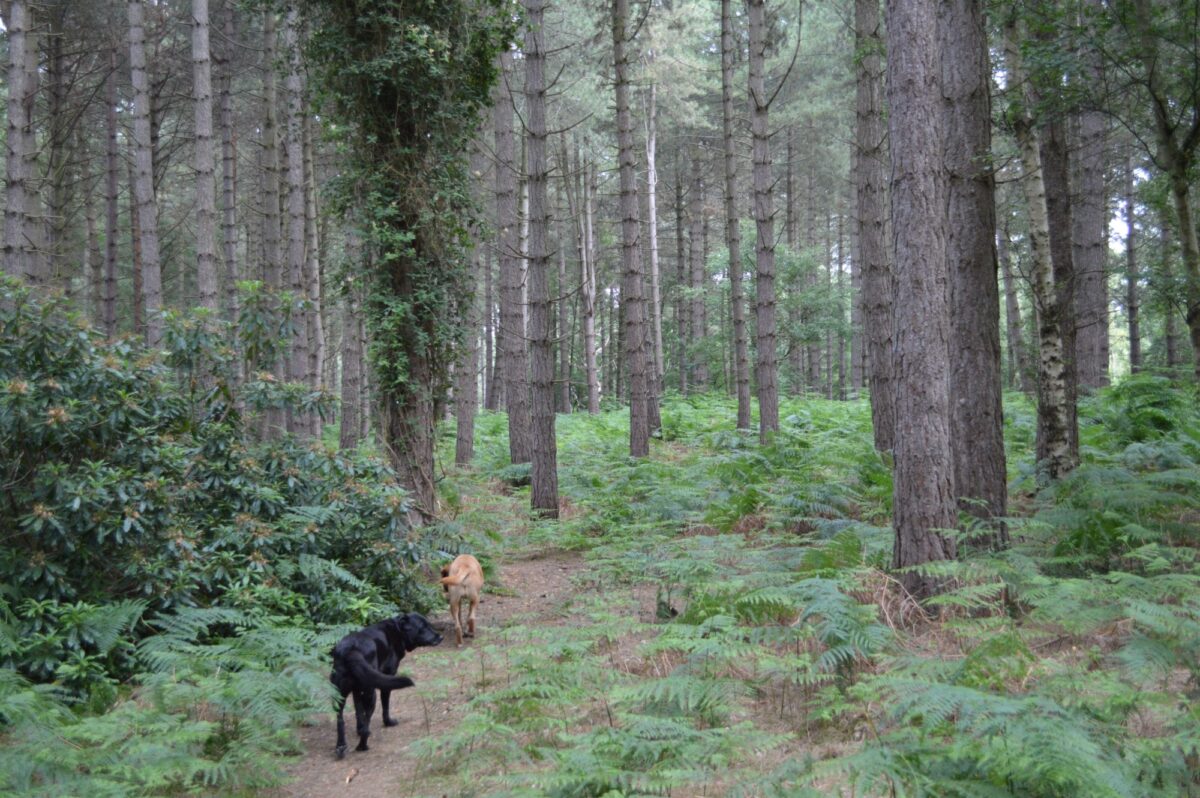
(557, 204, 572, 413)
(494, 50, 532, 461)
(1072, 95, 1109, 388)
(747, 0, 779, 443)
(999, 226, 1031, 392)
(303, 112, 326, 406)
(722, 0, 752, 429)
(284, 7, 310, 433)
(836, 207, 846, 399)
(613, 0, 653, 457)
(888, 0, 957, 599)
(104, 44, 121, 337)
(645, 82, 665, 384)
(856, 0, 893, 452)
(689, 158, 708, 390)
(524, 0, 559, 515)
(456, 143, 489, 466)
(483, 227, 497, 411)
(941, 0, 1007, 540)
(1125, 155, 1142, 374)
(1040, 118, 1080, 460)
(1004, 17, 1076, 481)
(220, 3, 239, 324)
(193, 0, 219, 314)
(1162, 210, 1182, 370)
(583, 153, 601, 413)
(2, 0, 43, 284)
(340, 229, 364, 450)
(675, 158, 689, 396)
(260, 12, 286, 436)
(128, 0, 164, 348)
(129, 160, 144, 336)
(45, 9, 68, 292)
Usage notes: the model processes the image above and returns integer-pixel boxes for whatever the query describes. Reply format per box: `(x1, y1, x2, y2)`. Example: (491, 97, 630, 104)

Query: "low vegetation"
(3, 280, 1198, 795)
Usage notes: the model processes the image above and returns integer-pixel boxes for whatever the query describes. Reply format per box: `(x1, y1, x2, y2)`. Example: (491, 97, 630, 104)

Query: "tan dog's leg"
(467, 594, 478, 638)
(449, 593, 464, 646)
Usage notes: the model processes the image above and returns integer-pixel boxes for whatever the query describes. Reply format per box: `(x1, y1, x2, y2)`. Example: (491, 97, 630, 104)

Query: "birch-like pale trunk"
(192, 0, 219, 315)
(128, 0, 164, 348)
(1005, 19, 1076, 481)
(999, 227, 1031, 392)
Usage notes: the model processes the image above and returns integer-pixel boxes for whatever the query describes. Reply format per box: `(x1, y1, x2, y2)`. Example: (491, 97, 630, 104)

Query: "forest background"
(1, 0, 1199, 795)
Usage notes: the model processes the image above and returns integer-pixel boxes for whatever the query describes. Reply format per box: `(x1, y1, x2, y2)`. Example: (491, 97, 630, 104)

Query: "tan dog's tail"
(439, 572, 468, 587)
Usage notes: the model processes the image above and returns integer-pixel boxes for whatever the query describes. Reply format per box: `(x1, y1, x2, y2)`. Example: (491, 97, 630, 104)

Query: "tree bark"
(1005, 18, 1077, 481)
(524, 0, 559, 515)
(2, 0, 43, 284)
(689, 157, 708, 390)
(940, 0, 1007, 540)
(340, 229, 364, 450)
(888, 0, 957, 599)
(260, 11, 286, 436)
(855, 0, 893, 452)
(128, 0, 164, 349)
(1125, 155, 1141, 374)
(284, 7, 310, 433)
(104, 44, 121, 337)
(494, 50, 532, 461)
(675, 158, 689, 396)
(747, 0, 779, 443)
(999, 226, 1031, 392)
(1162, 210, 1182, 370)
(722, 0, 752, 429)
(613, 0, 653, 457)
(1072, 94, 1109, 388)
(192, 0, 219, 315)
(645, 82, 665, 384)
(303, 112, 326, 407)
(583, 153, 601, 413)
(220, 4, 239, 325)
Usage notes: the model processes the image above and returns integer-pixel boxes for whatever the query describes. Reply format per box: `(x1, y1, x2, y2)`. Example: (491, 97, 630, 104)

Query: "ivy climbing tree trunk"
(722, 0, 752, 430)
(613, 0, 654, 457)
(524, 0, 559, 516)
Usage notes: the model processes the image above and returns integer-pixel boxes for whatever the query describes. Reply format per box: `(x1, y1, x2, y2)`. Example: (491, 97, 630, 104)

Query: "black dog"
(329, 612, 443, 758)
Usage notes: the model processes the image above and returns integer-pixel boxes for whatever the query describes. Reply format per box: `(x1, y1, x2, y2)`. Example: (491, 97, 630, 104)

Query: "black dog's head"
(394, 612, 443, 650)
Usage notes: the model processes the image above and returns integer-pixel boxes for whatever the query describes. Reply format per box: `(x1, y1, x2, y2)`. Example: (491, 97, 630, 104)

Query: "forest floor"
(281, 548, 598, 797)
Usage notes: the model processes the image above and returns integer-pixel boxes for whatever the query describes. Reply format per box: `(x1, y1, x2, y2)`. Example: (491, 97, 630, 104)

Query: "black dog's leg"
(354, 688, 376, 751)
(334, 693, 348, 759)
(381, 688, 399, 727)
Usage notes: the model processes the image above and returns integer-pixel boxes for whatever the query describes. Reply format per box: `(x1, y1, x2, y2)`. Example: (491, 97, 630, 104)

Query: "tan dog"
(439, 554, 484, 646)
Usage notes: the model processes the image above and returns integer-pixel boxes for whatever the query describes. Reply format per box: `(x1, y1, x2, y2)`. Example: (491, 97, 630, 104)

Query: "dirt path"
(280, 549, 590, 798)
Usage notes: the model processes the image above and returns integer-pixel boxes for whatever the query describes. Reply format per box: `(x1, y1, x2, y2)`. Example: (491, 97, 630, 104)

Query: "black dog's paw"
(335, 744, 347, 760)
(355, 741, 369, 752)
(383, 717, 399, 727)
(397, 676, 415, 688)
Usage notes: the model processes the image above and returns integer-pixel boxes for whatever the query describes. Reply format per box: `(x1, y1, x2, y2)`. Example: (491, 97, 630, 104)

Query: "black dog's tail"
(344, 650, 416, 690)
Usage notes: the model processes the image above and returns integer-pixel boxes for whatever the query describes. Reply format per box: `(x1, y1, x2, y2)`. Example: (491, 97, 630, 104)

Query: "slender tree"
(855, 0, 893, 452)
(1004, 16, 1077, 481)
(193, 0, 219, 314)
(128, 0, 165, 349)
(613, 0, 654, 457)
(525, 0, 559, 515)
(722, 0, 752, 430)
(494, 50, 533, 463)
(1125, 154, 1142, 373)
(747, 0, 780, 443)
